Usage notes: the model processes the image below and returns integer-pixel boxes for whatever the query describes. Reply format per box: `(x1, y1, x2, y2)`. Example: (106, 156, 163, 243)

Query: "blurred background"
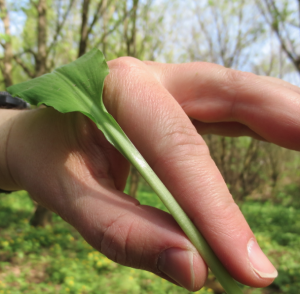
(1, 0, 300, 293)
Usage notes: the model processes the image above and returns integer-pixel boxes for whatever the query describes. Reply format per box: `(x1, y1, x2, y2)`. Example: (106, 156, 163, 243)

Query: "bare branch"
(269, 0, 297, 57)
(25, 48, 37, 59)
(29, 0, 38, 9)
(47, 0, 75, 55)
(13, 56, 35, 78)
(260, 0, 299, 70)
(195, 10, 214, 61)
(13, 48, 38, 64)
(94, 3, 136, 49)
(86, 0, 104, 37)
(231, 0, 246, 68)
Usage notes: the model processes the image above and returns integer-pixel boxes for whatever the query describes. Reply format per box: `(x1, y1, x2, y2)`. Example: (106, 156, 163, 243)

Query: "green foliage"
(241, 201, 300, 294)
(0, 191, 213, 294)
(2, 189, 299, 293)
(275, 183, 300, 208)
(1, 185, 300, 293)
(0, 33, 11, 43)
(7, 49, 109, 122)
(7, 49, 132, 158)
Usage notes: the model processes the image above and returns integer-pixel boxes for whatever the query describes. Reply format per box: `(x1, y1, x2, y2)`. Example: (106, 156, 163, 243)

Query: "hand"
(7, 58, 300, 291)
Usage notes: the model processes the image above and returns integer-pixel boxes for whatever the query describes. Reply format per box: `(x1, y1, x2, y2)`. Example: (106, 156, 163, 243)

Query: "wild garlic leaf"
(8, 49, 107, 120)
(7, 48, 128, 153)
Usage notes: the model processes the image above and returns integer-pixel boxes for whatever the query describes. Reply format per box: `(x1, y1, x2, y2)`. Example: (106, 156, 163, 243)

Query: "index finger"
(149, 61, 300, 150)
(104, 57, 277, 287)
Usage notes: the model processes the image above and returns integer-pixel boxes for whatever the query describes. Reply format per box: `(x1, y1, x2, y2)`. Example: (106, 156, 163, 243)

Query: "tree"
(256, 0, 300, 73)
(77, 0, 137, 59)
(190, 0, 261, 68)
(78, 0, 116, 57)
(0, 0, 13, 87)
(13, 0, 75, 79)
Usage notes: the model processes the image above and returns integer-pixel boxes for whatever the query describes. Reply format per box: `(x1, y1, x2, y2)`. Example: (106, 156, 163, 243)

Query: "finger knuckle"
(99, 213, 138, 267)
(110, 56, 145, 74)
(223, 68, 255, 88)
(221, 69, 256, 119)
(209, 199, 245, 238)
(154, 119, 210, 165)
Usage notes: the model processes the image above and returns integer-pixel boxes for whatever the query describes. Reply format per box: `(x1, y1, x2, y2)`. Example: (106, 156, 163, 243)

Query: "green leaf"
(7, 49, 106, 114)
(7, 49, 243, 294)
(7, 48, 126, 155)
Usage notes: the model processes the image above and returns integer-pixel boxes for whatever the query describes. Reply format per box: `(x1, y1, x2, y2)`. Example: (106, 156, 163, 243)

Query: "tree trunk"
(129, 166, 139, 198)
(0, 0, 13, 87)
(30, 204, 52, 227)
(36, 0, 47, 77)
(78, 0, 91, 57)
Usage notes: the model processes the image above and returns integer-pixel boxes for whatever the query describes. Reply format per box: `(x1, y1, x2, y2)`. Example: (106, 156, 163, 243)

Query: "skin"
(1, 58, 300, 291)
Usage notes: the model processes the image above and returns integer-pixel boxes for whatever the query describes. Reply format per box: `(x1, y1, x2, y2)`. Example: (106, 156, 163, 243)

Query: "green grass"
(0, 191, 212, 294)
(0, 186, 300, 293)
(241, 201, 300, 294)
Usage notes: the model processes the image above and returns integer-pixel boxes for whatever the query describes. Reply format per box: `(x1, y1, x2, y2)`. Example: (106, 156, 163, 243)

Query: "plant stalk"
(99, 112, 243, 294)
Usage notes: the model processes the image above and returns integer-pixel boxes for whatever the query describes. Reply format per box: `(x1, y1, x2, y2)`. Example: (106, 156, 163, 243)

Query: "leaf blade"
(7, 48, 109, 125)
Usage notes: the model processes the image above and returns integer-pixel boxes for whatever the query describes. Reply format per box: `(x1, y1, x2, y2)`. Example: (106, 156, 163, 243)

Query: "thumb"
(69, 187, 208, 292)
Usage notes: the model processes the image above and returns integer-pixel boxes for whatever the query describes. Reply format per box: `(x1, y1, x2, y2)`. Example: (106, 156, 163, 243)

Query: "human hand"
(6, 58, 299, 291)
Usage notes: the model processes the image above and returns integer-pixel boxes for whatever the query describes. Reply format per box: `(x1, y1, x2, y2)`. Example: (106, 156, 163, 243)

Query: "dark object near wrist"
(0, 91, 29, 109)
(0, 91, 29, 194)
(0, 188, 13, 194)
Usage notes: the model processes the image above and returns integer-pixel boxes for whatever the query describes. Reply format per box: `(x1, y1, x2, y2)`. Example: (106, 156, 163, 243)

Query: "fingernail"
(158, 248, 195, 291)
(247, 238, 278, 279)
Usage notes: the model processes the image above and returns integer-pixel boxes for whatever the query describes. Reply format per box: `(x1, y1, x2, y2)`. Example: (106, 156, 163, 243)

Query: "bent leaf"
(7, 49, 243, 294)
(7, 49, 126, 152)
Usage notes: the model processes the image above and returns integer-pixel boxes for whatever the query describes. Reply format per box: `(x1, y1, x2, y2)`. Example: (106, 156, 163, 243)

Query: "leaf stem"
(99, 110, 243, 294)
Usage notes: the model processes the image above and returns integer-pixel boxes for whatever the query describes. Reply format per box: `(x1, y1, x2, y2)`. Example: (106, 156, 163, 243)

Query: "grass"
(0, 190, 213, 294)
(0, 183, 300, 293)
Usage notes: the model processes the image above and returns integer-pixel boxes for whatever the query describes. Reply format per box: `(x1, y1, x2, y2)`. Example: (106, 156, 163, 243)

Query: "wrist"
(5, 108, 61, 194)
(0, 109, 26, 191)
(3, 107, 80, 202)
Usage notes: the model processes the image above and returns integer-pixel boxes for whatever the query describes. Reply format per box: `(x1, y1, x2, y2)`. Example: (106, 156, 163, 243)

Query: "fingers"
(104, 57, 277, 287)
(67, 185, 208, 292)
(146, 61, 300, 150)
(260, 75, 300, 95)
